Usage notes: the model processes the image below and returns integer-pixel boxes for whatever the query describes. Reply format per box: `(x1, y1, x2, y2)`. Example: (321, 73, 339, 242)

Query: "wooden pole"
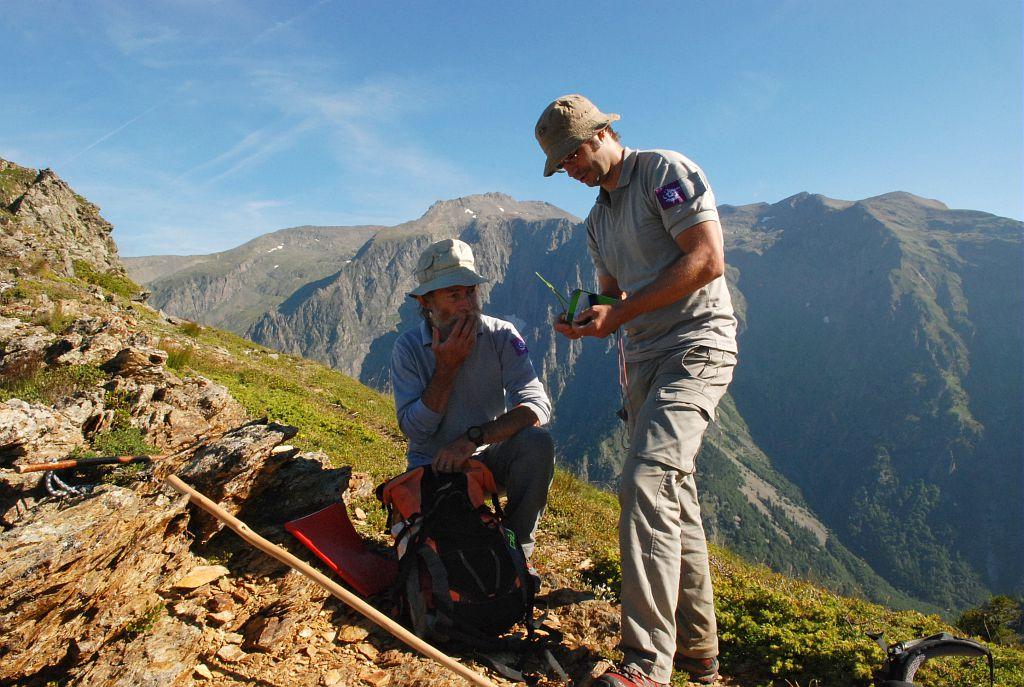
(165, 474, 498, 687)
(17, 455, 153, 473)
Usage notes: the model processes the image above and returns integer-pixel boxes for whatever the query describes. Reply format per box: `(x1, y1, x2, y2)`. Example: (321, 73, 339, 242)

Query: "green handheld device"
(567, 289, 618, 323)
(535, 272, 618, 324)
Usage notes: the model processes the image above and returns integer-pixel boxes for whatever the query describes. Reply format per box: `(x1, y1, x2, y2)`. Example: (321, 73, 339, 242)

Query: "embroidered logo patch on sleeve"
(512, 337, 529, 356)
(655, 179, 688, 210)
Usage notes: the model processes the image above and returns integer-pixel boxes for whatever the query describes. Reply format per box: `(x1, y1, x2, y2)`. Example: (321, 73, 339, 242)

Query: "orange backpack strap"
(378, 466, 427, 521)
(462, 459, 499, 509)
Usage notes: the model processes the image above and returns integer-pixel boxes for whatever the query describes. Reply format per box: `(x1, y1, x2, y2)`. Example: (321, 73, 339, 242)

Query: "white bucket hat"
(408, 238, 488, 297)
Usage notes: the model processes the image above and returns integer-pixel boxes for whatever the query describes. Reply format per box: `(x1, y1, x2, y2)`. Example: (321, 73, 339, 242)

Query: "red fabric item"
(285, 503, 396, 597)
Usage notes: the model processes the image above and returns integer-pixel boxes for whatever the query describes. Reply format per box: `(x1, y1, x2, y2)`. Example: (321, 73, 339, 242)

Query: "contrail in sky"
(59, 98, 169, 167)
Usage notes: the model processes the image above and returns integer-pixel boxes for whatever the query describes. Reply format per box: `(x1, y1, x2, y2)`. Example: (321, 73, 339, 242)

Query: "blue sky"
(2, 1, 1021, 256)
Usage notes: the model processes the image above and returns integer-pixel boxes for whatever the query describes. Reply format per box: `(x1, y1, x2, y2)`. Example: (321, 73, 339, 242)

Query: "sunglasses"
(557, 148, 582, 171)
(556, 129, 604, 171)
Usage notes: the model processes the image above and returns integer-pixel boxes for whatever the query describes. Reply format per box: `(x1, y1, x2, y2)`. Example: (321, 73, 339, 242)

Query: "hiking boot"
(592, 664, 666, 687)
(674, 655, 720, 684)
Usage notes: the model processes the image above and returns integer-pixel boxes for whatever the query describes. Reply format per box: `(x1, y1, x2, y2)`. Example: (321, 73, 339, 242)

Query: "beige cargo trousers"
(619, 345, 736, 683)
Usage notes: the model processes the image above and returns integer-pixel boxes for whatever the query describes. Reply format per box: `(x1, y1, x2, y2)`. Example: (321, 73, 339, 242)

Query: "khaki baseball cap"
(408, 238, 488, 297)
(535, 94, 620, 177)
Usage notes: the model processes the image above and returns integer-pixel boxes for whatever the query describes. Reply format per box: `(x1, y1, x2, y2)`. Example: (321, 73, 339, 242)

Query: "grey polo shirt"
(391, 314, 552, 468)
(585, 147, 738, 362)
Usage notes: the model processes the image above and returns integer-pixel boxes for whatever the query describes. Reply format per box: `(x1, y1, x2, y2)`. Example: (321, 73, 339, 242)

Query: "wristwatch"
(466, 425, 486, 447)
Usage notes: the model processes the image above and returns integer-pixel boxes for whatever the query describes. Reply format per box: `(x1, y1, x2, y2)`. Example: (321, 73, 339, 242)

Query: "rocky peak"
(860, 191, 949, 211)
(0, 158, 123, 278)
(414, 192, 578, 232)
(774, 191, 854, 213)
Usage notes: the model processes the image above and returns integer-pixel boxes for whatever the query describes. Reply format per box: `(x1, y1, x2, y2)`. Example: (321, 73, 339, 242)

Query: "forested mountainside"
(722, 191, 1023, 609)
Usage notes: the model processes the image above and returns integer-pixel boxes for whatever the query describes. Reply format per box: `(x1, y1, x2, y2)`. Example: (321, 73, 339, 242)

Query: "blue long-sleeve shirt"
(391, 315, 552, 467)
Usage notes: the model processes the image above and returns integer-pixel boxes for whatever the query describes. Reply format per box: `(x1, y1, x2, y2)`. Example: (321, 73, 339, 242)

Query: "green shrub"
(90, 426, 156, 457)
(0, 284, 28, 305)
(179, 321, 202, 337)
(123, 603, 164, 637)
(958, 596, 1023, 646)
(0, 359, 105, 404)
(27, 255, 50, 276)
(163, 344, 193, 371)
(580, 546, 622, 600)
(0, 353, 43, 394)
(33, 300, 71, 333)
(72, 259, 140, 299)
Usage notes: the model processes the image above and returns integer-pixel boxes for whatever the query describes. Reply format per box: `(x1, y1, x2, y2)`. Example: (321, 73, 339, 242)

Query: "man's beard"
(431, 307, 481, 339)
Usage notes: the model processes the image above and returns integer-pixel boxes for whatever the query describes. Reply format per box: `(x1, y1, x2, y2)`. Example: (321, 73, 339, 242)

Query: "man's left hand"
(572, 303, 625, 339)
(432, 435, 477, 473)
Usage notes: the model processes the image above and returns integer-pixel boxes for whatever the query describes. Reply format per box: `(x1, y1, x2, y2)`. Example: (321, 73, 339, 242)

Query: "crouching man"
(390, 238, 555, 560)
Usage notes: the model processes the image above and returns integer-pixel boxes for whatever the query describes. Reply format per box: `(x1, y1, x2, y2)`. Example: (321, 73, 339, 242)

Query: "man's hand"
(553, 312, 583, 340)
(572, 302, 627, 339)
(432, 435, 476, 473)
(432, 314, 476, 371)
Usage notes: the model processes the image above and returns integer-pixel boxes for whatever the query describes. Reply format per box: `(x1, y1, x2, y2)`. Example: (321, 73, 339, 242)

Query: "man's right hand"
(553, 312, 583, 340)
(432, 313, 477, 370)
(432, 435, 476, 473)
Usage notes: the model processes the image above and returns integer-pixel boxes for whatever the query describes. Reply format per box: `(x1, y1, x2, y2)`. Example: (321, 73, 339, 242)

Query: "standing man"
(536, 95, 737, 686)
(390, 238, 555, 561)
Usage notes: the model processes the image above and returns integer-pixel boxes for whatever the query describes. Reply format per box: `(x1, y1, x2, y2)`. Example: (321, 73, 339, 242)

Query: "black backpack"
(377, 460, 535, 644)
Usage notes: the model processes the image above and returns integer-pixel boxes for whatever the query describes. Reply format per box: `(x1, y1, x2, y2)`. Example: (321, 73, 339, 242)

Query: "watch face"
(468, 426, 484, 444)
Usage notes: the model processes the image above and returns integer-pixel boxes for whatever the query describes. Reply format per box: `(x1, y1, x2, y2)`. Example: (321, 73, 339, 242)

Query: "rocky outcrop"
(0, 222, 398, 686)
(0, 398, 86, 463)
(0, 486, 192, 683)
(0, 314, 358, 687)
(0, 159, 122, 277)
(0, 407, 360, 687)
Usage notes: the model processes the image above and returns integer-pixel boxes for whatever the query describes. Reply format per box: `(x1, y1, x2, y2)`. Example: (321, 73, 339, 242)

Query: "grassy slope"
(145, 311, 1022, 687)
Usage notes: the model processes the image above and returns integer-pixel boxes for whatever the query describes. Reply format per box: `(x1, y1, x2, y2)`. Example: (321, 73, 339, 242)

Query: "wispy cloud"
(239, 0, 331, 52)
(106, 22, 181, 57)
(91, 177, 297, 255)
(68, 0, 334, 169)
(180, 116, 318, 184)
(245, 69, 469, 188)
(179, 66, 468, 193)
(18, 1, 470, 254)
